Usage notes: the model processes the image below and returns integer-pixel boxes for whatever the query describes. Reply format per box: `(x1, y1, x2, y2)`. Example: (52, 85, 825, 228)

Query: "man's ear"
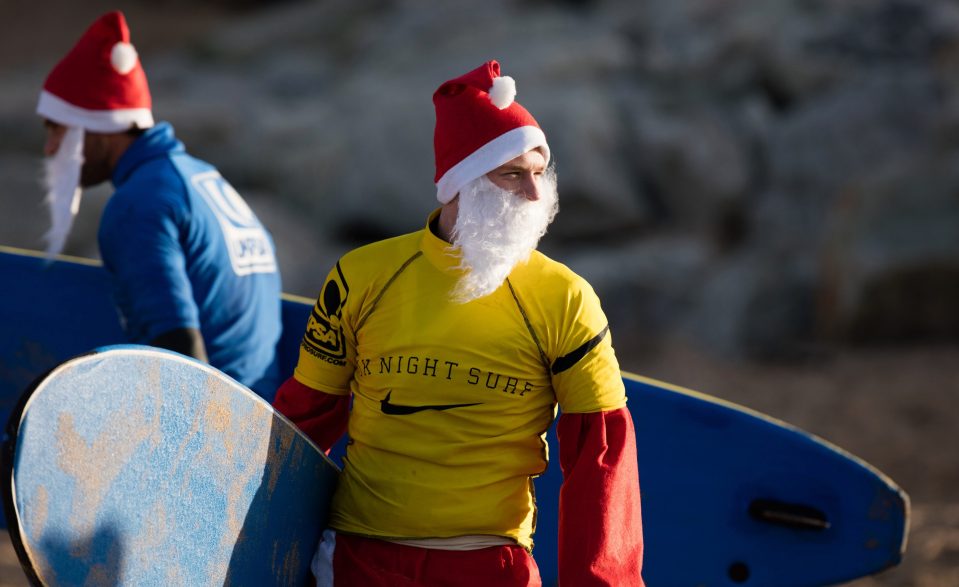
(437, 198, 460, 242)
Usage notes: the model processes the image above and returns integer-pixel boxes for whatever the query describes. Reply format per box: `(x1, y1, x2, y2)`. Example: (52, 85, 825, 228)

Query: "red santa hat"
(433, 60, 550, 204)
(36, 11, 153, 133)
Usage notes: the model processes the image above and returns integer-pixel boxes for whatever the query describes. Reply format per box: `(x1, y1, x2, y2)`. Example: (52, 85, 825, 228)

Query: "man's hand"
(150, 327, 208, 363)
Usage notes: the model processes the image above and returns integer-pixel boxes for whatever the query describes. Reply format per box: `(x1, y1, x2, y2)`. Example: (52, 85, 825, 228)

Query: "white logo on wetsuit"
(191, 171, 277, 276)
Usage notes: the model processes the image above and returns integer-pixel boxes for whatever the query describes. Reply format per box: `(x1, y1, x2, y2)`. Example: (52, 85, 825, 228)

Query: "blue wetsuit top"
(98, 122, 282, 399)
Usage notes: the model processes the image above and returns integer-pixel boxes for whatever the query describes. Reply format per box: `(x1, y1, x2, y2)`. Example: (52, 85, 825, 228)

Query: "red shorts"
(312, 530, 543, 587)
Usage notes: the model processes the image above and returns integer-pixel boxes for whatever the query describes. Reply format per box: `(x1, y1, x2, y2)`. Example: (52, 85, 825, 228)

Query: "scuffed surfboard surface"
(5, 346, 337, 587)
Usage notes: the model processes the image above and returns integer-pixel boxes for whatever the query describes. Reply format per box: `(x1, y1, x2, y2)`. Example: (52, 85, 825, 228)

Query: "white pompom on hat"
(433, 61, 549, 204)
(36, 11, 153, 133)
(488, 75, 516, 110)
(110, 42, 139, 75)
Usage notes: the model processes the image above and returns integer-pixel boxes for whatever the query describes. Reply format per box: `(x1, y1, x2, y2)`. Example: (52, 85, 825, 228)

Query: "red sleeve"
(557, 407, 644, 586)
(272, 376, 350, 453)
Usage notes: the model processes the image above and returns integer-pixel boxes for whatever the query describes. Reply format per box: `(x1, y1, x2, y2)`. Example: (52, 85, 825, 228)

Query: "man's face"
(484, 149, 548, 202)
(449, 149, 558, 303)
(43, 120, 112, 187)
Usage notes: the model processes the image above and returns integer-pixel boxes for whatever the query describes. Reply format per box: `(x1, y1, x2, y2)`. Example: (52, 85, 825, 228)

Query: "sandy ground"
(0, 341, 955, 585)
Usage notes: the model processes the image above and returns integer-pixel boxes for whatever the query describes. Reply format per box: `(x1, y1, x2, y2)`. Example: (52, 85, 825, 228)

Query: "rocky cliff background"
(1, 0, 958, 584)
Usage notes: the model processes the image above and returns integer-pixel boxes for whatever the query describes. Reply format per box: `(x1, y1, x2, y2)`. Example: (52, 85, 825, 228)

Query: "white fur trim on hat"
(435, 126, 550, 204)
(37, 90, 153, 133)
(489, 76, 516, 110)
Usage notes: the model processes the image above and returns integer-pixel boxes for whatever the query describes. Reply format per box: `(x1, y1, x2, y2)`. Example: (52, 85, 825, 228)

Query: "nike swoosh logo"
(380, 390, 481, 415)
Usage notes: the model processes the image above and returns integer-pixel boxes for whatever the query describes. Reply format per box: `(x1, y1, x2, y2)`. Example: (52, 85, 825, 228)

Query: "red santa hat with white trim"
(37, 11, 153, 132)
(433, 60, 550, 204)
(36, 11, 152, 258)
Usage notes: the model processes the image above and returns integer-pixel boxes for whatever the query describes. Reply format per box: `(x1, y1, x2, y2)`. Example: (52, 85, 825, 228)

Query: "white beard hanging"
(449, 168, 559, 303)
(42, 125, 85, 258)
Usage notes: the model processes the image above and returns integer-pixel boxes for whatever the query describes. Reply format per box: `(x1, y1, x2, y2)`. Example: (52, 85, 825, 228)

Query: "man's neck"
(107, 133, 139, 171)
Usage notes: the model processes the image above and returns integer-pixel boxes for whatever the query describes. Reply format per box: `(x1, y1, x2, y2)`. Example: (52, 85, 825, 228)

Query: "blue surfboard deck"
(0, 245, 309, 433)
(2, 345, 338, 586)
(533, 373, 909, 586)
(0, 246, 909, 585)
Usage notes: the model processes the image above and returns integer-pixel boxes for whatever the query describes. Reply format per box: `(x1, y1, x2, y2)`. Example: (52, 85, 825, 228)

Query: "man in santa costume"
(274, 60, 644, 586)
(38, 11, 283, 399)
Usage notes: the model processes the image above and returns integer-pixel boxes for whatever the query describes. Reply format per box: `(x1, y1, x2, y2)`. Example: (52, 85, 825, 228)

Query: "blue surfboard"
(0, 245, 307, 431)
(0, 246, 909, 585)
(533, 374, 909, 586)
(2, 345, 338, 586)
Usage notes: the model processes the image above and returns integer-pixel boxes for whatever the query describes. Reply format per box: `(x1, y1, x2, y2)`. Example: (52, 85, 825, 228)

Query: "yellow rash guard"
(294, 210, 626, 549)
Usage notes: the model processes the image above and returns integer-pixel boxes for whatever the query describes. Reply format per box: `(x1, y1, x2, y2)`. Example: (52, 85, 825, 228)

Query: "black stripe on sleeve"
(550, 325, 609, 375)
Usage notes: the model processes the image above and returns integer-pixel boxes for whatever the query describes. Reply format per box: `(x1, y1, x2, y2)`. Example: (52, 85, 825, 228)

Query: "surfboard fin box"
(749, 498, 831, 531)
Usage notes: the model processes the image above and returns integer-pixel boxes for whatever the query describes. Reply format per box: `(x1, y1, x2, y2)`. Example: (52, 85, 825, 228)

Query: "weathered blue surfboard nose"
(2, 345, 339, 587)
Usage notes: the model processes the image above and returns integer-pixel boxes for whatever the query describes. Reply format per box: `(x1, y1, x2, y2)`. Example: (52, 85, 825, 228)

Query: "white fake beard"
(42, 126, 85, 258)
(449, 167, 559, 303)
